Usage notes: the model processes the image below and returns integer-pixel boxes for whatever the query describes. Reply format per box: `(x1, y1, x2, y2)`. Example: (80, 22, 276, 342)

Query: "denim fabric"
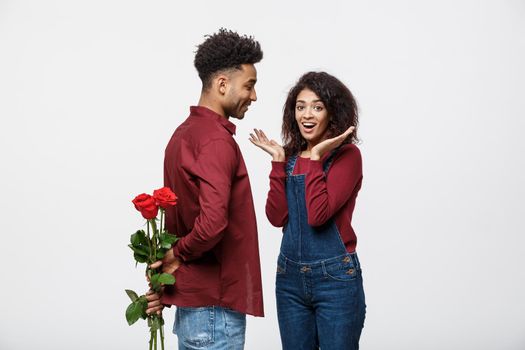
(276, 253, 366, 350)
(281, 153, 345, 262)
(276, 153, 366, 350)
(174, 306, 246, 350)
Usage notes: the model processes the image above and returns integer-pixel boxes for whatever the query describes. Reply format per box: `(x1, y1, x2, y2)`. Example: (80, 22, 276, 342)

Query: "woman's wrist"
(310, 153, 321, 161)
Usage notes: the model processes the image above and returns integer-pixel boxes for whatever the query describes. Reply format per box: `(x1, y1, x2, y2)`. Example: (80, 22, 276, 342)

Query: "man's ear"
(215, 75, 228, 95)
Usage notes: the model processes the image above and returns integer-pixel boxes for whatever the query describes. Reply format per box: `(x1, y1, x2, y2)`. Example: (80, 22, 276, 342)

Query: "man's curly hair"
(194, 28, 263, 89)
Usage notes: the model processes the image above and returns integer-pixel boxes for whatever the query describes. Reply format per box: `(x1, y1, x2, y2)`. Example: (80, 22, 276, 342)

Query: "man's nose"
(250, 88, 257, 102)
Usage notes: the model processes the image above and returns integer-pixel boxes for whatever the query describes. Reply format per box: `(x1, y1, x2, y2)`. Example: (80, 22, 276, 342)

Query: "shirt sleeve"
(173, 139, 237, 261)
(305, 145, 362, 227)
(265, 161, 288, 227)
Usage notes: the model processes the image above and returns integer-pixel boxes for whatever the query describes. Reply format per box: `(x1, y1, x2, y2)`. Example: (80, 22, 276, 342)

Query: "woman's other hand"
(310, 126, 355, 161)
(249, 129, 285, 162)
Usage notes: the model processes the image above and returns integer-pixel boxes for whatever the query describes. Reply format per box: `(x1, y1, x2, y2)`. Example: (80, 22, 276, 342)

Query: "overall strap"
(285, 155, 298, 176)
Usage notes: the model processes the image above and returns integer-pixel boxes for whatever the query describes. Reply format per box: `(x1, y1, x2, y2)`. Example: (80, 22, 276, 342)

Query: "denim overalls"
(276, 152, 366, 350)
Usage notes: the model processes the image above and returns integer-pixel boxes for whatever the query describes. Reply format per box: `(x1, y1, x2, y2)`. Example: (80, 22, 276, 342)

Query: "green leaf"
(158, 273, 176, 285)
(125, 289, 138, 302)
(150, 273, 160, 284)
(133, 252, 148, 264)
(156, 251, 165, 259)
(130, 230, 148, 246)
(129, 231, 152, 264)
(138, 296, 148, 319)
(128, 244, 149, 257)
(160, 233, 179, 247)
(149, 273, 161, 291)
(126, 300, 145, 326)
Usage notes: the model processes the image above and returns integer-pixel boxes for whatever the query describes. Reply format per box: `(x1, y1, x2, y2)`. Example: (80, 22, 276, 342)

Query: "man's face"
(223, 64, 258, 120)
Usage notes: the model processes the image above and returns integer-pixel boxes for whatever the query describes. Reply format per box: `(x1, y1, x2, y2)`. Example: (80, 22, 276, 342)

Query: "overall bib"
(276, 152, 366, 350)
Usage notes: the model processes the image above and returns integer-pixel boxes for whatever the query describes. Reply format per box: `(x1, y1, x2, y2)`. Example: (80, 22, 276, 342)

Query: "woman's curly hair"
(194, 28, 263, 88)
(282, 71, 359, 156)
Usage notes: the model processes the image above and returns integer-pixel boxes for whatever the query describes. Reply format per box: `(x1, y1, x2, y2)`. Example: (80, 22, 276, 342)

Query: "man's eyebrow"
(246, 78, 257, 84)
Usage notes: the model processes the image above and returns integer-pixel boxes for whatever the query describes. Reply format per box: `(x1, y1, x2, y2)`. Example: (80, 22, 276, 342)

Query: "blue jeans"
(174, 306, 246, 350)
(276, 253, 366, 350)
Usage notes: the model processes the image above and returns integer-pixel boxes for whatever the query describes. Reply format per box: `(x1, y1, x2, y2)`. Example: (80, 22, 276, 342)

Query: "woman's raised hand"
(249, 129, 285, 162)
(310, 126, 355, 161)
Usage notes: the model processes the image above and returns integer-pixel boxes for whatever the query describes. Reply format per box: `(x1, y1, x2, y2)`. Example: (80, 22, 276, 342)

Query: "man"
(146, 28, 264, 350)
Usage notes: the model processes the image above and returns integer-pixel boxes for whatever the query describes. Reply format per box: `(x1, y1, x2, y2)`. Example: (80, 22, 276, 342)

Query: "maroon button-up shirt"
(161, 106, 264, 317)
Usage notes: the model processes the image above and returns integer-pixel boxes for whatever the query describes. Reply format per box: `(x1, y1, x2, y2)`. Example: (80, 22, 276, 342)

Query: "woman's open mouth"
(301, 122, 317, 133)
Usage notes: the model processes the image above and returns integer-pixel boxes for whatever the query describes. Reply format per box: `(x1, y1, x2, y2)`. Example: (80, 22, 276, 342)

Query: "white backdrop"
(1, 1, 524, 349)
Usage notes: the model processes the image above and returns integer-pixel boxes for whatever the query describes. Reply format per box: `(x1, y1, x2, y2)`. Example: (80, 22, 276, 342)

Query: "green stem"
(146, 220, 152, 263)
(150, 219, 158, 262)
(149, 327, 153, 350)
(160, 322, 165, 350)
(154, 328, 158, 350)
(160, 209, 164, 234)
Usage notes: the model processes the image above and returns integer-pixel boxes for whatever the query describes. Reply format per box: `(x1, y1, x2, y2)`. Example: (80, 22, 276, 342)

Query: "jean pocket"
(223, 308, 246, 340)
(324, 262, 358, 282)
(175, 306, 214, 348)
(276, 259, 286, 275)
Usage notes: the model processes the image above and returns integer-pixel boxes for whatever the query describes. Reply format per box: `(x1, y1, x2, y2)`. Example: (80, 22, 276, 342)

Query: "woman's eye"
(314, 105, 323, 111)
(296, 106, 304, 111)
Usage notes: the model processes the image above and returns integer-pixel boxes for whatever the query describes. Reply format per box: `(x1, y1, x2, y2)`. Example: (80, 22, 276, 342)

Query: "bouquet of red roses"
(125, 187, 179, 350)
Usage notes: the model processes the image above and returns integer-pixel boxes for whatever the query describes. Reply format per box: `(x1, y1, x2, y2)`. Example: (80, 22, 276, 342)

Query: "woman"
(250, 71, 366, 349)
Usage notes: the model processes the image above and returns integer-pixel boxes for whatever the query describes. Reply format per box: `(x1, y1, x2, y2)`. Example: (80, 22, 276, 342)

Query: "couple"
(146, 28, 366, 350)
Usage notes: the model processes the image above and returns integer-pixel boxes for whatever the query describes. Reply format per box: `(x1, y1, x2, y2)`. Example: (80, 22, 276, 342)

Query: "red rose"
(132, 193, 159, 220)
(153, 187, 178, 209)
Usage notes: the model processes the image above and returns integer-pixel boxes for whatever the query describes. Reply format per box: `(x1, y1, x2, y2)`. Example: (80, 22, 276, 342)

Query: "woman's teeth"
(302, 123, 316, 129)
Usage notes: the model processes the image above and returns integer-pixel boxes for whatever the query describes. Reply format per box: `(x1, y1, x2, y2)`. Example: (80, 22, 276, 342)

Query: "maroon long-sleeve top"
(266, 144, 363, 252)
(161, 106, 264, 317)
